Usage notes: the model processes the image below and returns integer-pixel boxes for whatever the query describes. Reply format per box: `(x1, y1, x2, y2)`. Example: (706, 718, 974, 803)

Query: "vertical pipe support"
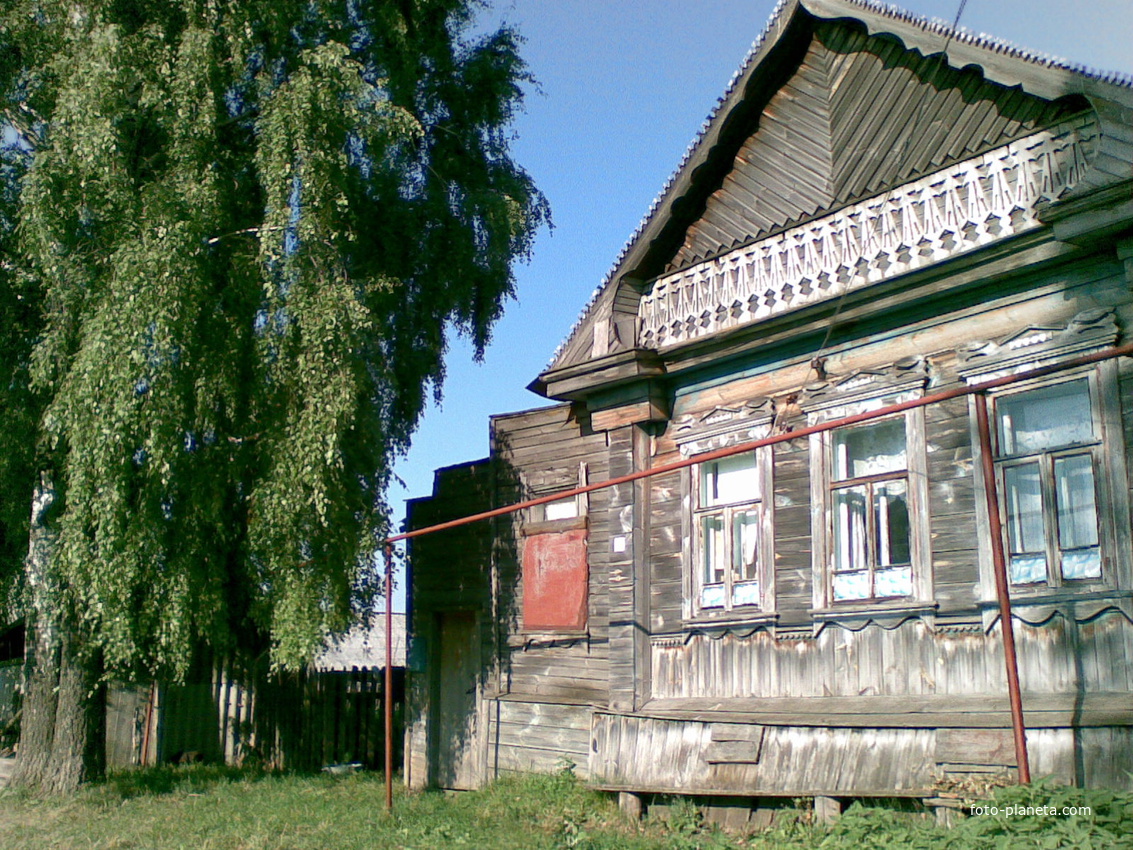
(384, 543, 394, 810)
(141, 680, 157, 767)
(974, 392, 1031, 784)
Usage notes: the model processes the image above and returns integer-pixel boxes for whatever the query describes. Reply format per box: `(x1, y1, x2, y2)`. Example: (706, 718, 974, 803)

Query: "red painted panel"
(522, 528, 588, 631)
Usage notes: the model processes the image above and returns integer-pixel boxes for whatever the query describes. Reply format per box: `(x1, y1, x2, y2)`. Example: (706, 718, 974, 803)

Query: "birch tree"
(0, 0, 545, 791)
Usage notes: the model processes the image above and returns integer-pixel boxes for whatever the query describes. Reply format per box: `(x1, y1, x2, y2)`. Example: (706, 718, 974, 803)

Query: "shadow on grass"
(101, 763, 286, 799)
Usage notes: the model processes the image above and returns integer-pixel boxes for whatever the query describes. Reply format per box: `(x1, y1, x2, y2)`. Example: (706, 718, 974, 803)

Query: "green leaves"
(1, 0, 545, 675)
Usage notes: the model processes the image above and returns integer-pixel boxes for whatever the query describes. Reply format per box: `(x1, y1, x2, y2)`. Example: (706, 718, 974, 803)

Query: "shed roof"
(314, 613, 406, 671)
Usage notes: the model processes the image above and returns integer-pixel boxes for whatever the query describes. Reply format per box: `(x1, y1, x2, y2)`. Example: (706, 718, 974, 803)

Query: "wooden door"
(431, 611, 480, 789)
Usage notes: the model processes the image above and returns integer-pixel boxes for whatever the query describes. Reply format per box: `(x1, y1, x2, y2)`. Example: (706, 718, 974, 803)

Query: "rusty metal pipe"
(390, 341, 1133, 790)
(974, 392, 1031, 784)
(388, 342, 1133, 545)
(384, 543, 394, 810)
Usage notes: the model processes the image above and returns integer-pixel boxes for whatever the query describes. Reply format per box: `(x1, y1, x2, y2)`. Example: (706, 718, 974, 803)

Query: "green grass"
(1, 767, 1130, 849)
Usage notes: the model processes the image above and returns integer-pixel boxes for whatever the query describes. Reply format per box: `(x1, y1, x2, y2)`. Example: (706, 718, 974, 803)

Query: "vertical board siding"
(605, 426, 639, 711)
(650, 613, 1133, 700)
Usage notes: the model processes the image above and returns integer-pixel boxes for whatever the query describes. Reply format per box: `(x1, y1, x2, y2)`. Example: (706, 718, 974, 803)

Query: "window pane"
(700, 452, 758, 506)
(874, 480, 911, 566)
(875, 566, 913, 597)
(833, 570, 870, 601)
(1010, 554, 1047, 585)
(832, 485, 867, 572)
(1054, 454, 1101, 580)
(997, 380, 1093, 455)
(1003, 462, 1045, 559)
(1062, 549, 1102, 580)
(544, 497, 578, 521)
(732, 580, 760, 606)
(833, 419, 906, 480)
(700, 584, 726, 609)
(701, 514, 726, 587)
(1054, 454, 1098, 550)
(732, 509, 760, 581)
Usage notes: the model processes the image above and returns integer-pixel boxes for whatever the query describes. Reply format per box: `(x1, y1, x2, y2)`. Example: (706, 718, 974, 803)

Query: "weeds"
(0, 766, 1130, 849)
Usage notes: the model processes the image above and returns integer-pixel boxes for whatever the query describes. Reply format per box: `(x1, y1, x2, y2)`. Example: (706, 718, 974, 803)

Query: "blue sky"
(388, 0, 1133, 603)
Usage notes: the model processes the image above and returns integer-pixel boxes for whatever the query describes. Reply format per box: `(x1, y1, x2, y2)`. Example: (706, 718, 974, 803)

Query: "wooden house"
(404, 0, 1133, 818)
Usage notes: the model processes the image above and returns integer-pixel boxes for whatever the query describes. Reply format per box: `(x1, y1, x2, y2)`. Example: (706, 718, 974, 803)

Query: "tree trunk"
(12, 626, 106, 793)
(10, 473, 107, 793)
(10, 474, 60, 790)
(42, 632, 105, 794)
(10, 618, 59, 788)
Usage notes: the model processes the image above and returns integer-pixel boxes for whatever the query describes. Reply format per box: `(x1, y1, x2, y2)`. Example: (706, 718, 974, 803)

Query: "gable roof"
(533, 0, 1133, 393)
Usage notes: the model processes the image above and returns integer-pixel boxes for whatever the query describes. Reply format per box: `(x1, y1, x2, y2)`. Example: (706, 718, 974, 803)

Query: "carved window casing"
(676, 400, 776, 622)
(961, 310, 1132, 611)
(803, 360, 933, 614)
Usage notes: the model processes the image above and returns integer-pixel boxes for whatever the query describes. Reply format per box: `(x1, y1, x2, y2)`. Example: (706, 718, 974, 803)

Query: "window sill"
(809, 601, 938, 627)
(681, 611, 779, 632)
(977, 587, 1129, 607)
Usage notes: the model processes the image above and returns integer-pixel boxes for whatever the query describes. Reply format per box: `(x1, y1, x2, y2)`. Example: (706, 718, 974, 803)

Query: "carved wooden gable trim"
(640, 113, 1098, 351)
(673, 19, 1081, 270)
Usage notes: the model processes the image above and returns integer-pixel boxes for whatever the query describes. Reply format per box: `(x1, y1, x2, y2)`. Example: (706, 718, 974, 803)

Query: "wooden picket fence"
(251, 666, 405, 771)
(108, 666, 405, 771)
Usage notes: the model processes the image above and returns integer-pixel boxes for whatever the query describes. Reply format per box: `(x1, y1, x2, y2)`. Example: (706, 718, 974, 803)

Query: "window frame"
(810, 408, 932, 610)
(522, 462, 589, 533)
(981, 366, 1120, 595)
(688, 448, 774, 618)
(827, 416, 915, 602)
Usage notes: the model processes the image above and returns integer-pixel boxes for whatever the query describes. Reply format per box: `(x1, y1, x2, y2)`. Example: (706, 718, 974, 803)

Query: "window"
(675, 399, 776, 622)
(521, 463, 589, 632)
(694, 452, 766, 611)
(993, 379, 1102, 586)
(957, 312, 1130, 613)
(801, 360, 932, 613)
(828, 417, 914, 601)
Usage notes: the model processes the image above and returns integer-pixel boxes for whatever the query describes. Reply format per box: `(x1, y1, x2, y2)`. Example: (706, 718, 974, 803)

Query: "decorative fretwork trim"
(673, 398, 776, 456)
(957, 308, 1119, 383)
(799, 357, 929, 422)
(639, 114, 1098, 349)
